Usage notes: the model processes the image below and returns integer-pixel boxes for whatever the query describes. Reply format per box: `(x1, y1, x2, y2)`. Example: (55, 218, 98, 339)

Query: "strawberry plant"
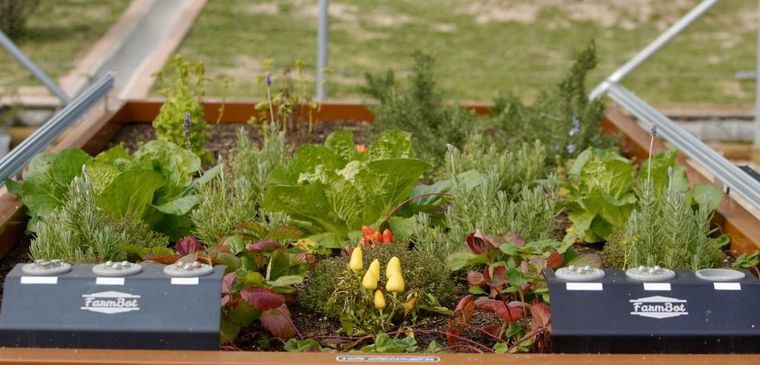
(445, 230, 591, 352)
(219, 238, 308, 343)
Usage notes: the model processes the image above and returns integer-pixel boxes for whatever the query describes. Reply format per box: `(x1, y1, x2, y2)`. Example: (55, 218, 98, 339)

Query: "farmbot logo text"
(629, 296, 688, 319)
(81, 291, 141, 314)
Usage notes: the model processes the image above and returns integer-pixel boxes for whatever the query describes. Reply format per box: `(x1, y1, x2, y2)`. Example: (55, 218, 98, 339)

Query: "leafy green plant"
(360, 333, 418, 353)
(299, 243, 457, 316)
(362, 52, 476, 166)
(484, 41, 608, 162)
(264, 130, 431, 248)
(220, 239, 309, 343)
(284, 338, 326, 352)
(30, 172, 166, 263)
(153, 55, 210, 161)
(444, 231, 575, 353)
(11, 141, 208, 241)
(192, 168, 258, 245)
(562, 147, 637, 243)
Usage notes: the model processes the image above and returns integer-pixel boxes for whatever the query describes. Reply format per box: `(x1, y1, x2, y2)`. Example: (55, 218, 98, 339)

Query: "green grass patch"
(0, 0, 131, 89)
(176, 0, 756, 105)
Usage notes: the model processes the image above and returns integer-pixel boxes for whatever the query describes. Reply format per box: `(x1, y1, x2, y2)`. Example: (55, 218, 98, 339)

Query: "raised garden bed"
(2, 50, 760, 363)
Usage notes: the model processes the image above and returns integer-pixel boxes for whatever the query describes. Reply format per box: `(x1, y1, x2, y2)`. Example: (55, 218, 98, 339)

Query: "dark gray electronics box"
(0, 263, 225, 350)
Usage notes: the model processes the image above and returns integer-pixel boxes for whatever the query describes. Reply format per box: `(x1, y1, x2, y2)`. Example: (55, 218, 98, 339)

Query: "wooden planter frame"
(0, 100, 759, 364)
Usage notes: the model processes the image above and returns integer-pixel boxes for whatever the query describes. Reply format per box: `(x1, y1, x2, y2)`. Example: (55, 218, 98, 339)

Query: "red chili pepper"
(382, 229, 394, 243)
(372, 231, 383, 243)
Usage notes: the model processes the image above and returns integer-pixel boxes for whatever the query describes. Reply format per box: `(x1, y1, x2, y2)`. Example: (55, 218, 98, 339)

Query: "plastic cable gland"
(92, 261, 143, 277)
(695, 268, 745, 282)
(625, 265, 676, 282)
(554, 265, 605, 282)
(21, 259, 72, 276)
(163, 261, 214, 277)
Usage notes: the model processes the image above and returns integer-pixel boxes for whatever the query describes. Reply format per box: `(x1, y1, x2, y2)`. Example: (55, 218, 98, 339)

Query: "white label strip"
(171, 277, 199, 285)
(96, 277, 124, 285)
(643, 283, 671, 291)
(565, 282, 603, 291)
(20, 276, 57, 284)
(714, 282, 741, 291)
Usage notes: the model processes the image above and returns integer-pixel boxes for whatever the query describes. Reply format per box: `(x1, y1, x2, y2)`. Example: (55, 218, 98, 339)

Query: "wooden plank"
(603, 106, 760, 255)
(0, 348, 758, 365)
(122, 99, 490, 123)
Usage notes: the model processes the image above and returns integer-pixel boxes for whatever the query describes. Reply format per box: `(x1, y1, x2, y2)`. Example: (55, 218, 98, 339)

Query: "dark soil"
(107, 121, 371, 168)
(0, 236, 30, 307)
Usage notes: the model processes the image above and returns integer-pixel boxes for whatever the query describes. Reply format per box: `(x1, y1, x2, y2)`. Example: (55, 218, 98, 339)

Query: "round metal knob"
(163, 261, 213, 277)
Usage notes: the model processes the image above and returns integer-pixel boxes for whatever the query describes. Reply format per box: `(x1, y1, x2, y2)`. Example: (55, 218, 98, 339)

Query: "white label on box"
(565, 282, 603, 291)
(96, 277, 125, 285)
(171, 277, 199, 285)
(643, 283, 671, 291)
(336, 355, 439, 363)
(713, 282, 741, 291)
(20, 276, 57, 284)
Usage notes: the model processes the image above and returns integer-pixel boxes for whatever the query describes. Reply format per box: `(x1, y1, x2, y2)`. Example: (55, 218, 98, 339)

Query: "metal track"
(0, 73, 114, 184)
(606, 82, 760, 212)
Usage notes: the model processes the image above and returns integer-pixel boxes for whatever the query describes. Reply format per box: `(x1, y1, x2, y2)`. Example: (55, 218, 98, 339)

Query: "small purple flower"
(265, 72, 272, 87)
(566, 143, 576, 154)
(183, 111, 191, 132)
(569, 115, 581, 136)
(650, 123, 658, 137)
(176, 236, 203, 256)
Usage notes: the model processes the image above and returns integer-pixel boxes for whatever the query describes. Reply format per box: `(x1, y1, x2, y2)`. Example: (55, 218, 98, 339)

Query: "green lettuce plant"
(11, 141, 209, 241)
(263, 130, 432, 249)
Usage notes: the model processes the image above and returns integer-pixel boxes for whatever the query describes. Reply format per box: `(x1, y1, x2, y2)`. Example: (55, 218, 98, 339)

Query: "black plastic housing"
(544, 268, 760, 353)
(0, 263, 225, 350)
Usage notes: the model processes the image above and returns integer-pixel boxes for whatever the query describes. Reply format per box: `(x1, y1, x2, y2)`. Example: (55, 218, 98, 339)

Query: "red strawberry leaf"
(246, 239, 283, 252)
(259, 304, 297, 339)
(530, 302, 552, 333)
(547, 250, 563, 269)
(474, 299, 525, 323)
(467, 271, 485, 286)
(241, 287, 285, 310)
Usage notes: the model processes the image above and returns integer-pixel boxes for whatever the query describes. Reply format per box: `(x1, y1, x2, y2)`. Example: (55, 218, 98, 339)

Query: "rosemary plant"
(31, 172, 166, 263)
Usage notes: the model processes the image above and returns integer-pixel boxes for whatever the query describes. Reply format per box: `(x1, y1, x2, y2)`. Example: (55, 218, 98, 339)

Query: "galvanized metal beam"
(590, 0, 718, 100)
(0, 31, 70, 104)
(606, 82, 760, 213)
(316, 0, 329, 102)
(0, 72, 114, 184)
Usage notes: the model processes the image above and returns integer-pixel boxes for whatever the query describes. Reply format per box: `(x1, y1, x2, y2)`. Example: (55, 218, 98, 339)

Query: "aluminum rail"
(0, 30, 70, 104)
(0, 72, 114, 184)
(316, 0, 329, 101)
(589, 0, 718, 100)
(606, 82, 760, 212)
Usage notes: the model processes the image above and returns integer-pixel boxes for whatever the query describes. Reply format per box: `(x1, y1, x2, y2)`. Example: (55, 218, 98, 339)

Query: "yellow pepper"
(386, 271, 405, 293)
(368, 259, 381, 280)
(386, 256, 401, 278)
(373, 289, 386, 309)
(362, 268, 379, 290)
(349, 244, 363, 272)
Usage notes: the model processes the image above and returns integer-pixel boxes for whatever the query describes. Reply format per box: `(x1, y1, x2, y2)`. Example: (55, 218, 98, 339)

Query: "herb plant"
(153, 55, 210, 161)
(361, 52, 476, 166)
(30, 172, 166, 263)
